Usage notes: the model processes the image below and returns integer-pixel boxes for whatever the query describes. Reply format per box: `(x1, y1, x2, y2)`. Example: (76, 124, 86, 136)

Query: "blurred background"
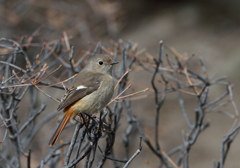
(1, 0, 240, 167)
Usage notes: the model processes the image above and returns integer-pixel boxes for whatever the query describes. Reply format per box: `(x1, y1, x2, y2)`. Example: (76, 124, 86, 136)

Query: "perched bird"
(49, 55, 118, 146)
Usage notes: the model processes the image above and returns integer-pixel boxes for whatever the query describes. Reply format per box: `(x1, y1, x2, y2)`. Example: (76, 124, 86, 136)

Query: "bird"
(49, 54, 118, 146)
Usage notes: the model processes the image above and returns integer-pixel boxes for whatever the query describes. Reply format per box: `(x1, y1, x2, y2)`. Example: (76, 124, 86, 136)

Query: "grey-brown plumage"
(49, 55, 118, 146)
(57, 72, 102, 111)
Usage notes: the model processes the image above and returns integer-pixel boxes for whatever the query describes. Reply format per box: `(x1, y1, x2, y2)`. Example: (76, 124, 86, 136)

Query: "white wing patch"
(76, 85, 87, 90)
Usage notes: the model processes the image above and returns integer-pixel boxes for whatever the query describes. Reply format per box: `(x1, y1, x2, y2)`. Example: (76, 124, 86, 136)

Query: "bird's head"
(84, 55, 118, 74)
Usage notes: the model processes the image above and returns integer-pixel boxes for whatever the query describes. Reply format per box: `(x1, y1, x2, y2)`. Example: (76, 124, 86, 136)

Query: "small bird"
(49, 54, 118, 146)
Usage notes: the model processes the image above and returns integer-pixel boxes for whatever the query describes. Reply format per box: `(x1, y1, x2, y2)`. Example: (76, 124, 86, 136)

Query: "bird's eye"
(98, 61, 103, 65)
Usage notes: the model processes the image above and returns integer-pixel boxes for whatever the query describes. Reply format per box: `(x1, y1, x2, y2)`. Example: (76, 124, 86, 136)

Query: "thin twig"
(123, 137, 142, 168)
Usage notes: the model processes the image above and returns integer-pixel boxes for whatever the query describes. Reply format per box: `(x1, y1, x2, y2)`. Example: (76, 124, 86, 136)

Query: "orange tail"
(49, 109, 73, 146)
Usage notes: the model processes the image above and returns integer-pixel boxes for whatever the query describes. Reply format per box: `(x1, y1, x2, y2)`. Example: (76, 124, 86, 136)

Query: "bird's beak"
(110, 61, 118, 65)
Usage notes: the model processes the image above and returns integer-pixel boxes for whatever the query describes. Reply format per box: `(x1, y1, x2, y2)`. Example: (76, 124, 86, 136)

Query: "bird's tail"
(49, 108, 73, 146)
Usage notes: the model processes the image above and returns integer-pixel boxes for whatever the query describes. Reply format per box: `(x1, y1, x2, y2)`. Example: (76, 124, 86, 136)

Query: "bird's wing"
(57, 73, 103, 111)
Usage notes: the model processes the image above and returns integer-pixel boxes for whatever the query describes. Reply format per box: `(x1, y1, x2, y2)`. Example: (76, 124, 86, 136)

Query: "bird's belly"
(72, 77, 114, 117)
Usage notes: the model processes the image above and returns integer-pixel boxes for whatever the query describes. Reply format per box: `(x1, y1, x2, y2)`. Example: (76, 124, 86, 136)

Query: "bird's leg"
(80, 113, 94, 140)
(84, 113, 98, 124)
(74, 115, 84, 124)
(79, 113, 87, 126)
(84, 113, 107, 133)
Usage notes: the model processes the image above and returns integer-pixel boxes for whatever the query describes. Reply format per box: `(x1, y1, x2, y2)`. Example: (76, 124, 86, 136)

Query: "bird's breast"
(71, 74, 114, 116)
